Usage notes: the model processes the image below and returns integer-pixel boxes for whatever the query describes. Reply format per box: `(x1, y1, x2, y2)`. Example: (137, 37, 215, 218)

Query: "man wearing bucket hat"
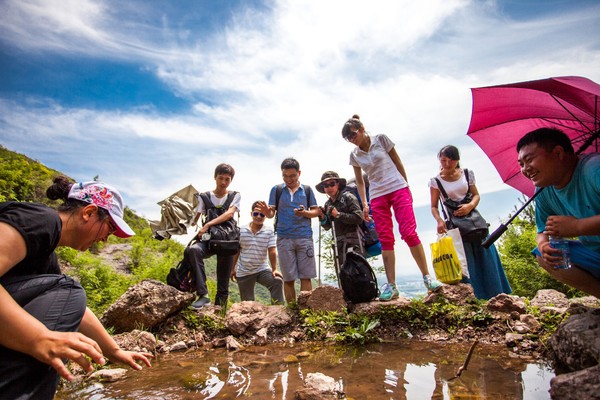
(316, 171, 364, 267)
(0, 176, 152, 399)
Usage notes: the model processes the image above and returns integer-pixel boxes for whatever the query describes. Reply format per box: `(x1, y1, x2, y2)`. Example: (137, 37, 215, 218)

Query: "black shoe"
(191, 296, 210, 309)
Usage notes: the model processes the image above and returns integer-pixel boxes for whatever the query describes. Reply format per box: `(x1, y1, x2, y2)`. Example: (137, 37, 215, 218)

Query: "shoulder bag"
(435, 169, 489, 243)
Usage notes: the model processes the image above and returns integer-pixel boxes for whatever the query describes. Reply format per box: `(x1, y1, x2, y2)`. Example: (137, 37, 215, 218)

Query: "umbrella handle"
(481, 188, 543, 248)
(481, 224, 508, 248)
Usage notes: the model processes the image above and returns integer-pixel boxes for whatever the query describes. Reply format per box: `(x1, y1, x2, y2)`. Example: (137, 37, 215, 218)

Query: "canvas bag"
(446, 228, 469, 278)
(198, 191, 240, 256)
(339, 250, 379, 303)
(435, 169, 489, 243)
(430, 234, 462, 284)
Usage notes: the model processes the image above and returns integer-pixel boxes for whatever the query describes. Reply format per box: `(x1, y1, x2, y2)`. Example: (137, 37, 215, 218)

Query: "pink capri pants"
(370, 187, 421, 250)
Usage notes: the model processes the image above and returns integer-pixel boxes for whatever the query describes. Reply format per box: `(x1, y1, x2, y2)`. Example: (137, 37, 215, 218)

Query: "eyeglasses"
(252, 212, 266, 218)
(344, 130, 359, 142)
(106, 218, 117, 235)
(322, 181, 337, 188)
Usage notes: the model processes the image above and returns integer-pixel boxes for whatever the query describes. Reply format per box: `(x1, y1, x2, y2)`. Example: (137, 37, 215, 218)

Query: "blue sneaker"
(379, 283, 399, 301)
(424, 275, 443, 292)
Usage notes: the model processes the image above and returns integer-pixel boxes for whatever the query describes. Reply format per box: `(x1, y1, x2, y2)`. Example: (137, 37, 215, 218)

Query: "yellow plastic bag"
(430, 235, 462, 284)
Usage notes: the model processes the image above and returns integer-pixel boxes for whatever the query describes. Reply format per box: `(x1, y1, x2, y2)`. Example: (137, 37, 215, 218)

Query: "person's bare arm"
(544, 215, 600, 238)
(78, 309, 152, 370)
(388, 148, 408, 182)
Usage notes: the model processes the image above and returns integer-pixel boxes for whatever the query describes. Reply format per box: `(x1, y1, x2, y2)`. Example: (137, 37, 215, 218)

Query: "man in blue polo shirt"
(257, 157, 319, 303)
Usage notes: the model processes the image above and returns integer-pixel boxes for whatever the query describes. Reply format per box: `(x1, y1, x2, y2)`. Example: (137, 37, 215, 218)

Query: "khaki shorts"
(277, 237, 317, 282)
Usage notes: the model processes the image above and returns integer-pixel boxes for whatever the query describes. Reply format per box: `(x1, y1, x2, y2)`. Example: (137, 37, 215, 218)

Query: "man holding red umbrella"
(517, 127, 600, 298)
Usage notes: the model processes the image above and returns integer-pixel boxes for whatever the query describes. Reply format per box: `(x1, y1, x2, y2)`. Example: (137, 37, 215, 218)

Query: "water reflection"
(57, 341, 553, 399)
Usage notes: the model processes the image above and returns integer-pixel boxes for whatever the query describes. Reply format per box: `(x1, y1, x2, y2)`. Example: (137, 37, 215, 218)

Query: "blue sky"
(1, 0, 599, 275)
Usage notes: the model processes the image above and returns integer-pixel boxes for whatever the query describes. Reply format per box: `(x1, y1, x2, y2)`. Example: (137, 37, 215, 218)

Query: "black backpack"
(339, 251, 379, 304)
(166, 259, 195, 292)
(198, 191, 241, 256)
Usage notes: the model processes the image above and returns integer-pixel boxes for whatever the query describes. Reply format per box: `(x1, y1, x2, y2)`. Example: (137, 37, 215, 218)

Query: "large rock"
(550, 364, 600, 400)
(100, 279, 194, 333)
(112, 329, 157, 353)
(295, 372, 345, 400)
(424, 283, 475, 306)
(530, 289, 569, 310)
(548, 308, 600, 371)
(487, 293, 527, 314)
(351, 297, 411, 315)
(306, 285, 347, 313)
(225, 301, 292, 336)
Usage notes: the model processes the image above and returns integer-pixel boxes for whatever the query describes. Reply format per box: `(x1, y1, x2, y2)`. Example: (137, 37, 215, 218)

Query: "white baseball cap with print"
(68, 181, 135, 238)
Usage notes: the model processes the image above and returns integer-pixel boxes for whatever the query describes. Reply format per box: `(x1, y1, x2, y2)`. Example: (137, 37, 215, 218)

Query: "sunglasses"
(252, 211, 266, 218)
(322, 181, 337, 188)
(344, 130, 359, 142)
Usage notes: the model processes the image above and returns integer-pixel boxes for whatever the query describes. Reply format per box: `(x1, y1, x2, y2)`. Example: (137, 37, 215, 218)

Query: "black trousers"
(0, 274, 87, 400)
(184, 241, 234, 307)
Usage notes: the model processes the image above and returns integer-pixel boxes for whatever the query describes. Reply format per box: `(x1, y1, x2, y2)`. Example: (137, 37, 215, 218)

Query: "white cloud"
(1, 0, 599, 264)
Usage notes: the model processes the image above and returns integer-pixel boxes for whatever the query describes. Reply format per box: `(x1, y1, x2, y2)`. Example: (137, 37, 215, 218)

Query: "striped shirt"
(235, 224, 276, 277)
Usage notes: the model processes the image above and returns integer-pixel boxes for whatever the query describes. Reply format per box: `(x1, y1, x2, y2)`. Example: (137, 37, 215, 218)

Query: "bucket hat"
(316, 171, 347, 193)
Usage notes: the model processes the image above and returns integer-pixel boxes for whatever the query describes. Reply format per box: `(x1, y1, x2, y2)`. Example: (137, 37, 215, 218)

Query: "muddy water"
(57, 341, 553, 399)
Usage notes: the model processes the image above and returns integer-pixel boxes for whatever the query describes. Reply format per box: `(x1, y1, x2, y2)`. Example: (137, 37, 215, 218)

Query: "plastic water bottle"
(549, 236, 571, 270)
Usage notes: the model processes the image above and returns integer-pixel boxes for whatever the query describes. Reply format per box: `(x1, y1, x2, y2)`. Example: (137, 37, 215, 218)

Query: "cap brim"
(109, 212, 135, 238)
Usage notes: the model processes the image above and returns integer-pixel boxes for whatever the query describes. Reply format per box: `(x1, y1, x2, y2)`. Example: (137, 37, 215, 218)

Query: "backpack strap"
(274, 184, 284, 210)
(198, 191, 215, 210)
(304, 185, 312, 209)
(199, 191, 239, 224)
(222, 191, 237, 210)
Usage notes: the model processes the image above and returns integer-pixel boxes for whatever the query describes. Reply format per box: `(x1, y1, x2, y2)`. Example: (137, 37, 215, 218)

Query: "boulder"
(100, 279, 194, 333)
(295, 372, 345, 400)
(487, 293, 526, 314)
(548, 308, 600, 371)
(112, 329, 157, 353)
(225, 301, 292, 336)
(351, 297, 411, 315)
(306, 285, 347, 313)
(550, 364, 600, 400)
(531, 289, 569, 310)
(424, 283, 475, 306)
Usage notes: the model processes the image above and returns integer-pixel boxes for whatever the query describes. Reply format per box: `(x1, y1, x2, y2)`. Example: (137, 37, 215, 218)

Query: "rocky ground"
(71, 244, 600, 399)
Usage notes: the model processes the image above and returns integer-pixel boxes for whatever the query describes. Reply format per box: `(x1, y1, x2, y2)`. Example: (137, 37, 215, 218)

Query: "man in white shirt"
(231, 201, 284, 304)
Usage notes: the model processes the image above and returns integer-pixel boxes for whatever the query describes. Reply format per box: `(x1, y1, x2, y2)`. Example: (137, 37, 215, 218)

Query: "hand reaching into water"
(31, 329, 106, 381)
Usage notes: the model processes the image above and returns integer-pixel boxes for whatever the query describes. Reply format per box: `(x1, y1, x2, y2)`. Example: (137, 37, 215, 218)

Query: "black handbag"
(435, 169, 489, 243)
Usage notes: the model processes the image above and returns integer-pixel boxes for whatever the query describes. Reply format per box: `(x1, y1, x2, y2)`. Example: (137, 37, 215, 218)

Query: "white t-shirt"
(349, 134, 407, 199)
(428, 169, 476, 202)
(195, 191, 241, 214)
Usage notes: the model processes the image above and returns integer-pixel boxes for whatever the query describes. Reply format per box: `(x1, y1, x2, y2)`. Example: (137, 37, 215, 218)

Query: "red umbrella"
(467, 76, 600, 197)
